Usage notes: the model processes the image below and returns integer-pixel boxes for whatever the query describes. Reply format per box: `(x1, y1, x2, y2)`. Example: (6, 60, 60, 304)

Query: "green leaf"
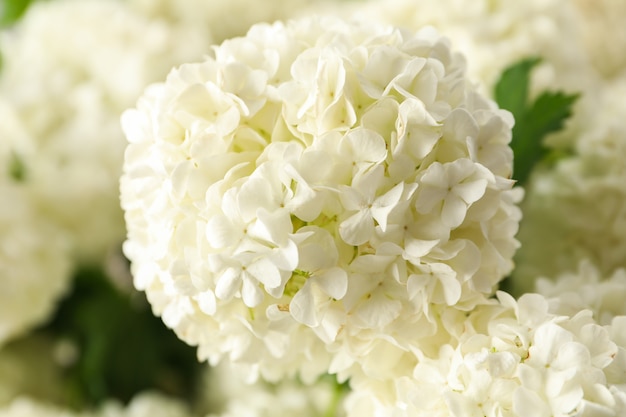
(525, 91, 580, 138)
(494, 57, 541, 120)
(512, 91, 579, 184)
(494, 57, 579, 185)
(48, 265, 202, 408)
(0, 0, 34, 27)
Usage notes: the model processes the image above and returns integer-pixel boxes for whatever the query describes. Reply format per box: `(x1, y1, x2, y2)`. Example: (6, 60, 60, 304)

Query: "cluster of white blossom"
(535, 261, 626, 326)
(121, 16, 520, 384)
(0, 101, 72, 346)
(0, 393, 193, 417)
(308, 0, 592, 96)
(343, 291, 626, 417)
(0, 370, 344, 417)
(572, 0, 626, 80)
(128, 0, 323, 45)
(202, 362, 345, 417)
(512, 75, 626, 292)
(0, 0, 211, 262)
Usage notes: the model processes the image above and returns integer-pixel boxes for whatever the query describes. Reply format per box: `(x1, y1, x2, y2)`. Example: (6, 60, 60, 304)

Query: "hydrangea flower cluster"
(512, 76, 626, 292)
(344, 292, 626, 417)
(309, 0, 591, 95)
(121, 16, 519, 382)
(0, 0, 211, 262)
(573, 0, 626, 79)
(203, 362, 345, 417)
(536, 261, 626, 325)
(128, 0, 320, 45)
(0, 102, 72, 346)
(0, 393, 193, 417)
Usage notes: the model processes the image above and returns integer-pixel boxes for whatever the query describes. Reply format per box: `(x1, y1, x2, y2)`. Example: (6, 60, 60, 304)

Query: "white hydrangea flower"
(0, 0, 211, 262)
(512, 76, 626, 293)
(129, 0, 321, 45)
(536, 261, 626, 325)
(0, 398, 78, 417)
(344, 292, 626, 417)
(97, 392, 193, 417)
(121, 16, 519, 382)
(201, 361, 346, 417)
(604, 316, 626, 412)
(305, 0, 592, 95)
(0, 103, 72, 347)
(0, 392, 193, 417)
(573, 0, 626, 80)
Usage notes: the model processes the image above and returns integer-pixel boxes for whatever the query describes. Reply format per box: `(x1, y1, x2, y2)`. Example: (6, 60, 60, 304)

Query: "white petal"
(241, 274, 264, 307)
(206, 214, 240, 248)
(442, 108, 479, 145)
(552, 341, 591, 371)
(320, 96, 356, 132)
(443, 390, 479, 417)
(195, 291, 217, 315)
(353, 290, 402, 328)
(338, 184, 369, 211)
(248, 208, 292, 246)
(315, 307, 344, 343)
(247, 256, 283, 289)
(339, 209, 374, 246)
(271, 239, 299, 271)
(290, 283, 317, 326)
(371, 182, 404, 231)
(404, 238, 439, 260)
(295, 226, 338, 271)
(437, 267, 462, 305)
(215, 267, 241, 300)
(342, 128, 387, 164)
(442, 195, 468, 228)
(513, 387, 551, 417)
(530, 323, 574, 366)
(315, 267, 348, 300)
(237, 177, 276, 222)
(407, 273, 428, 300)
(453, 178, 488, 206)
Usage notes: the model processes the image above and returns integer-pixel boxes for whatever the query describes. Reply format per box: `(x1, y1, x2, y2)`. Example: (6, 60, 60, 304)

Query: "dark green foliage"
(494, 57, 579, 185)
(48, 265, 202, 408)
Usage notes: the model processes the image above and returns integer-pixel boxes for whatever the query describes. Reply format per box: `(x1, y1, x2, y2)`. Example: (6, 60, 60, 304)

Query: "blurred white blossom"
(202, 362, 345, 417)
(573, 0, 626, 80)
(0, 392, 193, 417)
(0, 102, 72, 346)
(305, 0, 592, 95)
(513, 75, 626, 293)
(536, 261, 626, 325)
(129, 0, 324, 45)
(0, 0, 212, 262)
